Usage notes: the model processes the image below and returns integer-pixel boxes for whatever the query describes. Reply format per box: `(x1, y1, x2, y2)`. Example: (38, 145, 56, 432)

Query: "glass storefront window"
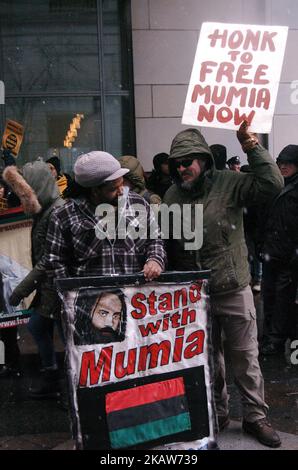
(2, 1, 100, 93)
(105, 95, 135, 158)
(103, 0, 131, 92)
(0, 0, 135, 166)
(6, 96, 102, 172)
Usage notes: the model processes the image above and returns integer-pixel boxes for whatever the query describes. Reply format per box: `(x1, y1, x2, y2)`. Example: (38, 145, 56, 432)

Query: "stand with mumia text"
(56, 270, 217, 450)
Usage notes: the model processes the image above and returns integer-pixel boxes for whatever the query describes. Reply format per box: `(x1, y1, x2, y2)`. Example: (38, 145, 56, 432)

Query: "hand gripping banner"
(56, 271, 217, 450)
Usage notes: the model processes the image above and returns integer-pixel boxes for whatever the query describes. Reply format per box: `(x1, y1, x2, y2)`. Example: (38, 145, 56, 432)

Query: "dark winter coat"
(147, 170, 173, 199)
(163, 128, 284, 294)
(119, 155, 161, 205)
(263, 172, 298, 267)
(4, 161, 64, 318)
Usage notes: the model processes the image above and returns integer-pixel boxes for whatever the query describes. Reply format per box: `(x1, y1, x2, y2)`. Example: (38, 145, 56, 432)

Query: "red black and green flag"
(0, 207, 31, 226)
(105, 377, 191, 448)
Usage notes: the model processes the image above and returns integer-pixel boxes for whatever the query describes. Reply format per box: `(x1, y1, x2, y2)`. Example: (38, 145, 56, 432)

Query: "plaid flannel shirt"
(43, 191, 166, 280)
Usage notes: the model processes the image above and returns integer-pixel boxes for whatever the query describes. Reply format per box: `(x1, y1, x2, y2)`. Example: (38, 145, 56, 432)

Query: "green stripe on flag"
(0, 214, 31, 225)
(109, 412, 191, 449)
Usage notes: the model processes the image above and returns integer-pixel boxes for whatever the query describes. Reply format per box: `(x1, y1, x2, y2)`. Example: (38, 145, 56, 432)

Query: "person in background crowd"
(146, 152, 173, 198)
(163, 121, 283, 448)
(0, 182, 5, 199)
(3, 160, 65, 398)
(0, 179, 7, 212)
(227, 156, 241, 172)
(210, 144, 227, 170)
(46, 156, 72, 196)
(260, 145, 298, 356)
(118, 155, 161, 205)
(240, 165, 263, 294)
(0, 165, 21, 208)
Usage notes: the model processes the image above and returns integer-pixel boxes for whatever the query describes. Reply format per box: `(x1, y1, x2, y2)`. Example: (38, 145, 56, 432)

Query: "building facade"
(0, 0, 297, 172)
(132, 0, 298, 170)
(0, 0, 135, 174)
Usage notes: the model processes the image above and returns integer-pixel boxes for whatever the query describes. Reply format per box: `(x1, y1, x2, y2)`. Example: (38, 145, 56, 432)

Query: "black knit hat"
(46, 156, 61, 175)
(210, 144, 227, 170)
(227, 156, 240, 166)
(276, 145, 298, 165)
(153, 152, 169, 171)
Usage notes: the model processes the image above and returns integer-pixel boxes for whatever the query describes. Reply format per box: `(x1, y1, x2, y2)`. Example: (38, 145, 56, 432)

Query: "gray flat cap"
(74, 151, 129, 188)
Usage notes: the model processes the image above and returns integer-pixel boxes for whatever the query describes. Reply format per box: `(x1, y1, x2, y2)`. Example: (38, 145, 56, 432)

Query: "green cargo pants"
(210, 285, 269, 423)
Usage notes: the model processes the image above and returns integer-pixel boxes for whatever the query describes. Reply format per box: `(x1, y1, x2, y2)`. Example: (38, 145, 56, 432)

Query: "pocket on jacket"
(33, 288, 61, 319)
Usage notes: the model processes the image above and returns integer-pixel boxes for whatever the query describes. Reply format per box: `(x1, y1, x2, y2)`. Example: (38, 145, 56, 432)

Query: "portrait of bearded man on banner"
(74, 288, 127, 345)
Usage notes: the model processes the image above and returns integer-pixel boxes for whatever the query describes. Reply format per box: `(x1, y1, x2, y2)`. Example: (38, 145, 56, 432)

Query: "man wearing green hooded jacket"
(163, 121, 283, 448)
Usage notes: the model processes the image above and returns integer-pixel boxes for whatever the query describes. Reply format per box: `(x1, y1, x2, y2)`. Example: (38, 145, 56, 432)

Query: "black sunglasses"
(173, 157, 196, 169)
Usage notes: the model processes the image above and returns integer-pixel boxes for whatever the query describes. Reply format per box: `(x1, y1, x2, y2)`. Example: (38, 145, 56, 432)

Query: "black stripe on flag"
(106, 394, 189, 432)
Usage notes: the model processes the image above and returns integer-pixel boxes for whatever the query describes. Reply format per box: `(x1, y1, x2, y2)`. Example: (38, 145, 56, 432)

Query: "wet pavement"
(0, 326, 71, 450)
(0, 313, 297, 451)
(225, 292, 298, 439)
(227, 352, 298, 436)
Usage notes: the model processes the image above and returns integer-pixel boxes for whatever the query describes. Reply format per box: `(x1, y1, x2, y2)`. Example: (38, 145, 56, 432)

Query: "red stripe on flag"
(106, 377, 186, 413)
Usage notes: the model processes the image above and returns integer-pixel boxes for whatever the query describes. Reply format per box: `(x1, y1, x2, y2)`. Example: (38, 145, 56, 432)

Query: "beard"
(180, 180, 196, 190)
(92, 326, 120, 344)
(179, 174, 202, 191)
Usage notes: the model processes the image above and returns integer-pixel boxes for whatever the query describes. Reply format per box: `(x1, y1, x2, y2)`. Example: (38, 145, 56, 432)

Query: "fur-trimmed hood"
(3, 160, 60, 215)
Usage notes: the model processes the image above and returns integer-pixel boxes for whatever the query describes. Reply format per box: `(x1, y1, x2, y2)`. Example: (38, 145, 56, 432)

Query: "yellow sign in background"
(1, 120, 24, 157)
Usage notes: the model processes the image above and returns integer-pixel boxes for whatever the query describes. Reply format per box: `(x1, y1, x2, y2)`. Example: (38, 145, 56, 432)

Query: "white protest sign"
(182, 22, 288, 133)
(60, 277, 216, 450)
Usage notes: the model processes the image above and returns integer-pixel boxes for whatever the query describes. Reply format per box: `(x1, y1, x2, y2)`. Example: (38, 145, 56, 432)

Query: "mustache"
(97, 326, 118, 334)
(181, 170, 193, 177)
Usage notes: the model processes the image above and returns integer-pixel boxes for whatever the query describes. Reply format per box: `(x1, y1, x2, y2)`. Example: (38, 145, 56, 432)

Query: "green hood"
(118, 155, 146, 193)
(22, 160, 60, 209)
(169, 128, 215, 184)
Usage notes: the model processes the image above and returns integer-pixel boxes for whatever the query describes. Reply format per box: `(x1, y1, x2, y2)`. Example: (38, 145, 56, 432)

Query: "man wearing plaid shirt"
(43, 151, 166, 281)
